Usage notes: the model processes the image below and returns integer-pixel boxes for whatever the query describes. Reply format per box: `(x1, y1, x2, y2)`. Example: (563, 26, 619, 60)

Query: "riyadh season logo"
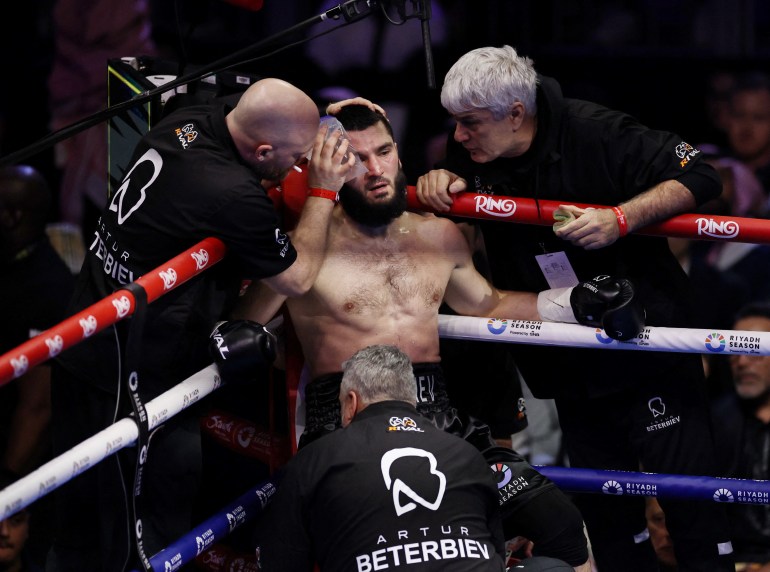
(487, 318, 508, 335)
(225, 506, 245, 533)
(474, 194, 517, 217)
(705, 332, 726, 352)
(490, 463, 513, 490)
(226, 512, 236, 532)
(163, 553, 183, 571)
(595, 328, 613, 344)
(714, 488, 735, 503)
(381, 447, 447, 516)
(195, 529, 215, 555)
(602, 480, 623, 495)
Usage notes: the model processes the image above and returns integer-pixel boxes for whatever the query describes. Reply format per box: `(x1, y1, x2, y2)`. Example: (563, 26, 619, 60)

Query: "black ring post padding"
(121, 282, 154, 572)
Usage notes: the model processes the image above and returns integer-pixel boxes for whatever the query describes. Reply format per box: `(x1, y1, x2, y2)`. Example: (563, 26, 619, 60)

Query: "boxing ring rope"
(0, 236, 227, 386)
(438, 315, 770, 356)
(136, 465, 768, 572)
(3, 194, 770, 569)
(535, 466, 770, 505)
(136, 473, 276, 572)
(405, 187, 770, 244)
(0, 364, 221, 520)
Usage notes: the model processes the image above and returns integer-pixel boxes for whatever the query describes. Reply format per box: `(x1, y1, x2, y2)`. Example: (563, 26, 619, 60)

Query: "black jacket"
(57, 101, 296, 395)
(440, 75, 722, 398)
(256, 401, 506, 571)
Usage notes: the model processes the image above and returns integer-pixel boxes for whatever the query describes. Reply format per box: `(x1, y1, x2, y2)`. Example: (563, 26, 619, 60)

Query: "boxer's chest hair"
(335, 236, 444, 313)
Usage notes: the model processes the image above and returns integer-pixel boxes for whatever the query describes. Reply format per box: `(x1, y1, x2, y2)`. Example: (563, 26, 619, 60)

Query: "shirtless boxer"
(216, 103, 641, 569)
(237, 102, 640, 443)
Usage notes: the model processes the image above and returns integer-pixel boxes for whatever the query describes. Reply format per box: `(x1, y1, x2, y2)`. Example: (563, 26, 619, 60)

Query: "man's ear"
(254, 144, 273, 162)
(510, 102, 525, 129)
(340, 390, 358, 428)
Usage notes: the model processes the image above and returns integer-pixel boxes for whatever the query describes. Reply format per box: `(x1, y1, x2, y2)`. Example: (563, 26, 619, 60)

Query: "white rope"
(0, 364, 221, 519)
(4, 316, 765, 520)
(438, 315, 770, 356)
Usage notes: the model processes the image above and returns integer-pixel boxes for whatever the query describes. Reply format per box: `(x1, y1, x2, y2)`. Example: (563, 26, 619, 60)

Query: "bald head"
(0, 165, 52, 253)
(0, 165, 50, 207)
(227, 78, 319, 180)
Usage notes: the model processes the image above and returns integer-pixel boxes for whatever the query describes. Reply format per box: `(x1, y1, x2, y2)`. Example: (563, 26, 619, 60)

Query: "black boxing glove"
(537, 275, 645, 341)
(208, 319, 277, 383)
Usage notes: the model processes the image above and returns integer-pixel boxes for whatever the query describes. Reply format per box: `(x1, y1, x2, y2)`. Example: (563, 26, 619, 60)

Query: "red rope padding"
(0, 237, 227, 386)
(200, 408, 291, 468)
(405, 186, 770, 244)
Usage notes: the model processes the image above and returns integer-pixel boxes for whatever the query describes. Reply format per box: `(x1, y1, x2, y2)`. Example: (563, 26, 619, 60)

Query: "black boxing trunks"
(300, 372, 342, 449)
(412, 363, 497, 452)
(300, 363, 495, 451)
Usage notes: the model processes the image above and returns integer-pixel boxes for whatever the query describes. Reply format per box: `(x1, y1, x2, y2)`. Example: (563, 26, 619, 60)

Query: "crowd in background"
(2, 0, 770, 570)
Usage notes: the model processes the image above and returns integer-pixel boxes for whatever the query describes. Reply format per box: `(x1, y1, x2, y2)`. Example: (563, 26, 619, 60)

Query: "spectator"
(0, 165, 74, 568)
(255, 344, 508, 571)
(711, 301, 770, 569)
(0, 165, 73, 481)
(668, 155, 770, 332)
(415, 44, 734, 571)
(724, 72, 770, 198)
(645, 497, 678, 572)
(0, 506, 43, 572)
(698, 69, 736, 153)
(47, 0, 157, 238)
(47, 77, 351, 572)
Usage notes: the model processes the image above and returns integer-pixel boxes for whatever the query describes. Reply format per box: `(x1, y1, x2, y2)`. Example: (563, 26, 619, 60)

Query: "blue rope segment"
(538, 465, 770, 506)
(145, 479, 277, 571)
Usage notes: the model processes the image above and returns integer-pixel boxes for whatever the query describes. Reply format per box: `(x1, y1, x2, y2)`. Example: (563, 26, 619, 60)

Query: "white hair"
(441, 45, 539, 119)
(341, 345, 417, 406)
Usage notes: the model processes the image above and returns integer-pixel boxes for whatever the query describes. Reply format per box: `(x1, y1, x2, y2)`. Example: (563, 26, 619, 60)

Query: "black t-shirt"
(257, 401, 507, 572)
(58, 100, 297, 395)
(440, 76, 722, 398)
(1, 239, 75, 457)
(1, 239, 75, 353)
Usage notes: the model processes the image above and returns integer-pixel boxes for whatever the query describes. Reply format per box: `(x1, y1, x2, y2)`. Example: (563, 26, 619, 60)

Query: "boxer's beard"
(339, 170, 408, 227)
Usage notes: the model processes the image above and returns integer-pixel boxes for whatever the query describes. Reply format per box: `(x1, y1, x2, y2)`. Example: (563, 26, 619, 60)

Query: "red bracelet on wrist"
(307, 187, 339, 202)
(612, 206, 628, 237)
